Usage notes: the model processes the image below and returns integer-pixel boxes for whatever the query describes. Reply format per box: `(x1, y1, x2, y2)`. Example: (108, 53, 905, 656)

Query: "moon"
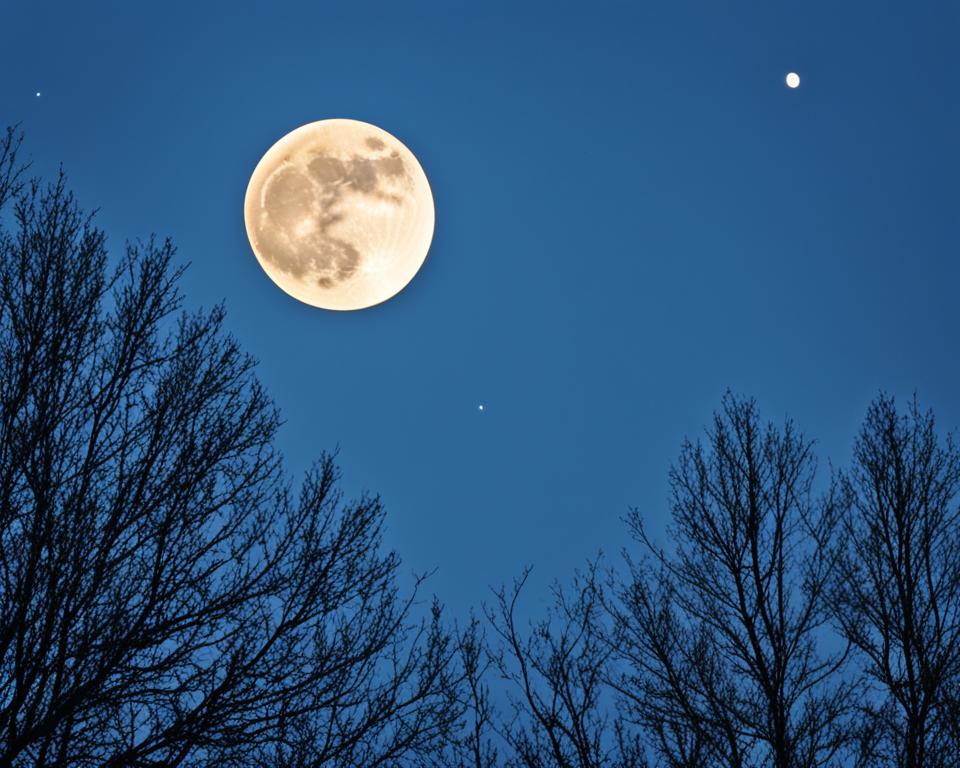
(785, 72, 800, 88)
(244, 119, 434, 310)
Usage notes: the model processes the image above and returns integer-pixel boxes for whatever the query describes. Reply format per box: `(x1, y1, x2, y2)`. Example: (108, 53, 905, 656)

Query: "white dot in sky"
(785, 72, 800, 89)
(35, 91, 41, 97)
(477, 404, 485, 412)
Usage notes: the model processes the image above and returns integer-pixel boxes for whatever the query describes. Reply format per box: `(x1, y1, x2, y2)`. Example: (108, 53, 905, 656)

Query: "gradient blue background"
(2, 0, 957, 615)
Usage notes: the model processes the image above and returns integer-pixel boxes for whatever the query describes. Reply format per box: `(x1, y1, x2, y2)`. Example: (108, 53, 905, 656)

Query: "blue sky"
(1, 0, 957, 615)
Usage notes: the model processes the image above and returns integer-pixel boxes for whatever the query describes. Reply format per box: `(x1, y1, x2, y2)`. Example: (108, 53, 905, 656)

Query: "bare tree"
(484, 566, 646, 768)
(610, 394, 849, 768)
(0, 130, 461, 767)
(830, 395, 960, 768)
(435, 617, 500, 768)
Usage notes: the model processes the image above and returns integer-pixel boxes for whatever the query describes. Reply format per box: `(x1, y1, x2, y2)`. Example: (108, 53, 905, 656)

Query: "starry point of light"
(785, 72, 800, 88)
(477, 404, 485, 412)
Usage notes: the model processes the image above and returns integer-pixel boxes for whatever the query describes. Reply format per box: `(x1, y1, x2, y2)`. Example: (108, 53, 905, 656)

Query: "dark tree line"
(2, 130, 959, 767)
(445, 395, 959, 768)
(0, 130, 460, 767)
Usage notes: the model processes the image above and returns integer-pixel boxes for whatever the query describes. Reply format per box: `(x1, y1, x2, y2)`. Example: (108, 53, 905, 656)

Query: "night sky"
(2, 1, 957, 615)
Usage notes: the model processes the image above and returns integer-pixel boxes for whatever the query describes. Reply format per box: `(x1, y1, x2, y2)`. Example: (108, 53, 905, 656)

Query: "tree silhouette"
(830, 396, 960, 768)
(439, 394, 960, 768)
(610, 394, 850, 768)
(435, 617, 500, 768)
(0, 129, 461, 767)
(482, 566, 646, 768)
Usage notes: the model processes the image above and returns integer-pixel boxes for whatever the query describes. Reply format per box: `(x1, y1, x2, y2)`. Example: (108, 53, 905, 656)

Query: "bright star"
(785, 72, 800, 89)
(477, 404, 485, 412)
(35, 91, 41, 98)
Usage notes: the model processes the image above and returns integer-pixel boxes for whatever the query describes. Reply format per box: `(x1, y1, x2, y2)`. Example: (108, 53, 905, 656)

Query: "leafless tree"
(610, 394, 850, 768)
(435, 617, 500, 768)
(829, 395, 960, 768)
(0, 129, 461, 767)
(484, 566, 646, 768)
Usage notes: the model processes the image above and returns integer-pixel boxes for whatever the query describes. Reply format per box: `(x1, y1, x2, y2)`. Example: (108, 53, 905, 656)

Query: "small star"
(477, 404, 485, 412)
(35, 91, 41, 98)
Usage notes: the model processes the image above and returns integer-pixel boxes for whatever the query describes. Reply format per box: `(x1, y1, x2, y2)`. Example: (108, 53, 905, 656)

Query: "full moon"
(785, 72, 801, 88)
(244, 119, 434, 310)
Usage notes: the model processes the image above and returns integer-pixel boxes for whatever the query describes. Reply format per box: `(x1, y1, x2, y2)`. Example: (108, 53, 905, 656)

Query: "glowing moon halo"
(786, 72, 801, 88)
(244, 119, 434, 310)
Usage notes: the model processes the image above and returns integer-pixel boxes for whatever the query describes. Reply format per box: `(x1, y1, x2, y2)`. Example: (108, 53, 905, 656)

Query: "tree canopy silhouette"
(0, 129, 460, 767)
(608, 394, 850, 768)
(472, 396, 960, 768)
(830, 397, 960, 768)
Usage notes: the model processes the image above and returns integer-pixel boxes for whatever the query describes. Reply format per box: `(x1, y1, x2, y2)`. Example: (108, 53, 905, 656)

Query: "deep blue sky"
(2, 1, 957, 615)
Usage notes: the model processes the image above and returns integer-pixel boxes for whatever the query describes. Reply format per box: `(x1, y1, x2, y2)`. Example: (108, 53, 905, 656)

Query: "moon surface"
(786, 72, 801, 88)
(244, 119, 434, 310)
